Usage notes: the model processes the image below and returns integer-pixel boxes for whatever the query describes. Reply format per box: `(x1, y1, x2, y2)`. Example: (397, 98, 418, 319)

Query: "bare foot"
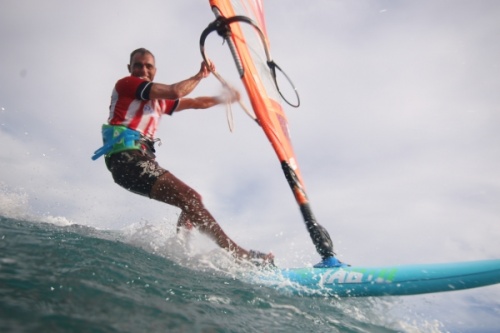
(247, 250, 275, 267)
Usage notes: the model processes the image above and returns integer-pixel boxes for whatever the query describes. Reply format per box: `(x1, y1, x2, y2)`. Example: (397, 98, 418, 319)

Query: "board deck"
(278, 259, 500, 297)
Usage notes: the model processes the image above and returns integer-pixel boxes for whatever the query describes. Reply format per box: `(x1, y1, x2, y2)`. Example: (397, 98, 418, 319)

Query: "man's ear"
(127, 64, 131, 73)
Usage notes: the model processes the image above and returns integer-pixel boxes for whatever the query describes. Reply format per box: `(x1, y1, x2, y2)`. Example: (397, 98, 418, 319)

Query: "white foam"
(0, 185, 73, 226)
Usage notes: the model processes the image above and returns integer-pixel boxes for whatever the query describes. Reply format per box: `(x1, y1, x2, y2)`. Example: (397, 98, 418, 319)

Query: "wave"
(0, 188, 450, 332)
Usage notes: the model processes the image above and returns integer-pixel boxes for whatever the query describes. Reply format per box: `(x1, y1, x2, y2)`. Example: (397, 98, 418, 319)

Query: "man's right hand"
(198, 60, 215, 79)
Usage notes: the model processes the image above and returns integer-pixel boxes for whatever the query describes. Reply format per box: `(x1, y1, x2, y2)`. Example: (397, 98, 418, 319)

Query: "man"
(93, 48, 273, 264)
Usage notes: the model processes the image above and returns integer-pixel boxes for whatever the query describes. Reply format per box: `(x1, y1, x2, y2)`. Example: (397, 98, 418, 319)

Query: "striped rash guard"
(108, 76, 179, 139)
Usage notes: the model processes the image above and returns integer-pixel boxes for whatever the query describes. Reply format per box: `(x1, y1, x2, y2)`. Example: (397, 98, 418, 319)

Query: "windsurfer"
(94, 48, 274, 265)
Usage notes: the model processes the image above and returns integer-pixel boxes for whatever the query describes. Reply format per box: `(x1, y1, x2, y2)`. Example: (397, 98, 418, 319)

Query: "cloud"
(1, 1, 500, 330)
(1, 0, 499, 265)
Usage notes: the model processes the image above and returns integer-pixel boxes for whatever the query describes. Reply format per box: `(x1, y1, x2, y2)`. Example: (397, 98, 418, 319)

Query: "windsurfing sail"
(200, 0, 336, 262)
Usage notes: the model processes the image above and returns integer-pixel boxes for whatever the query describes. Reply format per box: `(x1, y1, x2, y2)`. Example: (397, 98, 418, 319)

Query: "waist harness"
(91, 125, 141, 160)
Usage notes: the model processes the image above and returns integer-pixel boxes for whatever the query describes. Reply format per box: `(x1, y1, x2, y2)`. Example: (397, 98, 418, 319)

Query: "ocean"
(0, 215, 495, 333)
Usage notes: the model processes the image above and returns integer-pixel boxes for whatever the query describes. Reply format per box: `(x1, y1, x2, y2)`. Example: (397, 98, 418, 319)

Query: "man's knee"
(182, 189, 204, 210)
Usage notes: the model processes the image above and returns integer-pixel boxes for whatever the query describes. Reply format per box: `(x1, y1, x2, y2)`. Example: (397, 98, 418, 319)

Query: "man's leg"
(176, 211, 193, 233)
(150, 171, 252, 259)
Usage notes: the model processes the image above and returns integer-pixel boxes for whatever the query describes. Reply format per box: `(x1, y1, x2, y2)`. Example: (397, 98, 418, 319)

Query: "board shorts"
(105, 149, 168, 197)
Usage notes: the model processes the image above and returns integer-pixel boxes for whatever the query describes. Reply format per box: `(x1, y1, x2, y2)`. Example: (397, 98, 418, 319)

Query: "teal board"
(279, 259, 500, 297)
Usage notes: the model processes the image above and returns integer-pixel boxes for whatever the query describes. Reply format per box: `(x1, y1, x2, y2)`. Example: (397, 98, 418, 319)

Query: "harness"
(91, 125, 142, 160)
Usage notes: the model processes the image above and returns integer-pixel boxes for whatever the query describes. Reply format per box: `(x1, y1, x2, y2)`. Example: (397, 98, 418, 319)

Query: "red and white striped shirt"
(108, 76, 179, 139)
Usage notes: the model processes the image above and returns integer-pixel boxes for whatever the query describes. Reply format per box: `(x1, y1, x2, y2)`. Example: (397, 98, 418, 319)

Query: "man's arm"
(175, 88, 240, 112)
(176, 96, 220, 111)
(149, 62, 211, 100)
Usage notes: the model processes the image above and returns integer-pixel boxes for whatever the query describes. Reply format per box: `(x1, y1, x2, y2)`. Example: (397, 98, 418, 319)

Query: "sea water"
(0, 215, 452, 333)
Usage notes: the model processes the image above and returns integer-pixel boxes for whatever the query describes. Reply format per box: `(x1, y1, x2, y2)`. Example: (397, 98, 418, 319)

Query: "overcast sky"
(1, 0, 500, 328)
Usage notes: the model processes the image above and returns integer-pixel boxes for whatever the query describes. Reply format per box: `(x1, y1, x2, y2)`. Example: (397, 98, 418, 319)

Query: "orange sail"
(201, 0, 335, 260)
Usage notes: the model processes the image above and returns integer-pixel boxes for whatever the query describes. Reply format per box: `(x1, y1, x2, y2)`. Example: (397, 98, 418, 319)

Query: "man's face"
(128, 53, 156, 81)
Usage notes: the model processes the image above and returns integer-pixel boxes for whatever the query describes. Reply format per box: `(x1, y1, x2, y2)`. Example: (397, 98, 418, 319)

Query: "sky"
(1, 0, 500, 330)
